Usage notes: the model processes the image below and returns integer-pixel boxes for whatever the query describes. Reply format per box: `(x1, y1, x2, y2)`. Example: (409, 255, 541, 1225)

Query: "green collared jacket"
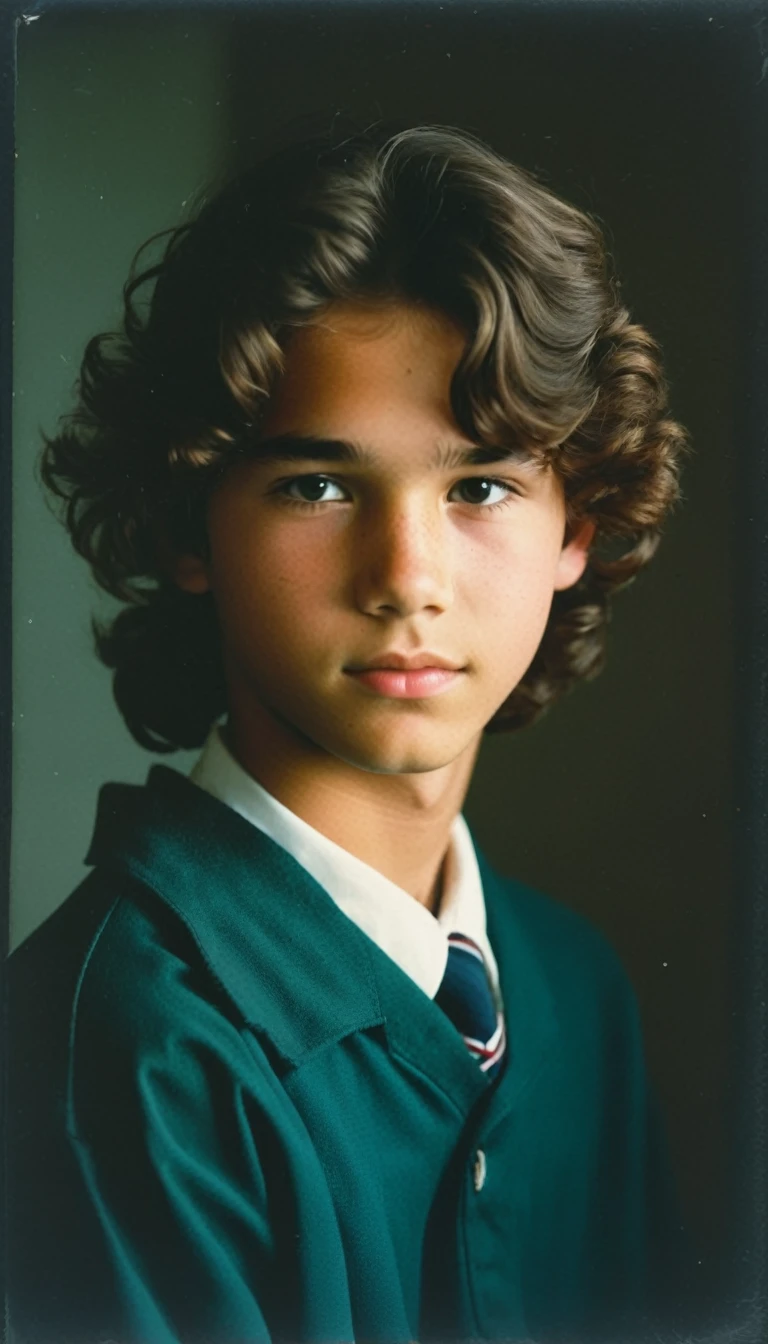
(8, 765, 689, 1343)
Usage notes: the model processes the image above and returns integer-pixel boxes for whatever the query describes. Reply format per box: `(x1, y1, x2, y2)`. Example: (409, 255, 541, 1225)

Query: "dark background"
(11, 1, 768, 1332)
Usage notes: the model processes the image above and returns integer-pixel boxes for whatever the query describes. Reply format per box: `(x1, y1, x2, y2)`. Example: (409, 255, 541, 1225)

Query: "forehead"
(261, 301, 468, 440)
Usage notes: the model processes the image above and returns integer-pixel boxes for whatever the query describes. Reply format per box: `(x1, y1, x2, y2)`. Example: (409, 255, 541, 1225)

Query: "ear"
(152, 524, 213, 594)
(553, 517, 596, 591)
(170, 551, 212, 595)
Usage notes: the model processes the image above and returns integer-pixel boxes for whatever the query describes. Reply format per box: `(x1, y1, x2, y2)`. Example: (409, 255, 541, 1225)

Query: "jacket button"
(473, 1148, 487, 1192)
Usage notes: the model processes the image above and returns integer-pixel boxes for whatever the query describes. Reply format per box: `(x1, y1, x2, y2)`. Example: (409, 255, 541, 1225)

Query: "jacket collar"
(85, 765, 558, 1111)
(85, 765, 386, 1064)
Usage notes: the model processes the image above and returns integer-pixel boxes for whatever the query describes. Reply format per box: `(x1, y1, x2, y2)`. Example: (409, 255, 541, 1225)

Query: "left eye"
(450, 477, 512, 506)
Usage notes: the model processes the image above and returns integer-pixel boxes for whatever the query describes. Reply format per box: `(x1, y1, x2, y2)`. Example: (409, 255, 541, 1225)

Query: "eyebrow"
(248, 433, 532, 470)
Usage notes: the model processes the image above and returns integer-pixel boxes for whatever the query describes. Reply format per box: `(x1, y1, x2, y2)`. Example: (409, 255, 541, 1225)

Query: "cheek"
(208, 514, 337, 641)
(460, 522, 563, 621)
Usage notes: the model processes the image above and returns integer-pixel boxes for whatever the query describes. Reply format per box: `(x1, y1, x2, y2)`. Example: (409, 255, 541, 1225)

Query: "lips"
(345, 662, 464, 700)
(346, 652, 464, 673)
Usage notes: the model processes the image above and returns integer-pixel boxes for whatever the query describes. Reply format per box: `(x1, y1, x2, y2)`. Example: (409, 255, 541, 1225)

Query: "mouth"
(344, 665, 465, 700)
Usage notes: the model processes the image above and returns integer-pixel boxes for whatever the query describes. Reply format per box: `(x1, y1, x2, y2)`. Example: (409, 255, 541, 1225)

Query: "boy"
(8, 123, 692, 1343)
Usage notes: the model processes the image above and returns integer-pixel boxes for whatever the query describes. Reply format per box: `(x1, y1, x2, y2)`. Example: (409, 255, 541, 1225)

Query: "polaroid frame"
(1, 0, 766, 1339)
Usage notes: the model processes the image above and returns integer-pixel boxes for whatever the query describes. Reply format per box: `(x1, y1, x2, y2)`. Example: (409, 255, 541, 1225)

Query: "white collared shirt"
(189, 724, 500, 1004)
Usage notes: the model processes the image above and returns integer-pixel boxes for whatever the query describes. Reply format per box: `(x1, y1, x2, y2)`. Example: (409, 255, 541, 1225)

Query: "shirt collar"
(83, 763, 557, 1110)
(189, 724, 499, 1001)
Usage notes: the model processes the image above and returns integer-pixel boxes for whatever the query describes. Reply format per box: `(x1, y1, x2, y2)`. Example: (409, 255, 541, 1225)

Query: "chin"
(328, 724, 474, 776)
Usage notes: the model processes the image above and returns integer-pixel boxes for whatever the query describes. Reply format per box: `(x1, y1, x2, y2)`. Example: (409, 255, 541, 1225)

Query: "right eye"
(274, 474, 349, 505)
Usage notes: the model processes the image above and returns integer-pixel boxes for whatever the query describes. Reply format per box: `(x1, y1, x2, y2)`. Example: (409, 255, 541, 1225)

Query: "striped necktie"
(435, 932, 506, 1079)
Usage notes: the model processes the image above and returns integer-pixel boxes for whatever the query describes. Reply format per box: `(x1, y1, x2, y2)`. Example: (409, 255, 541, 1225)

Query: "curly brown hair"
(40, 121, 689, 752)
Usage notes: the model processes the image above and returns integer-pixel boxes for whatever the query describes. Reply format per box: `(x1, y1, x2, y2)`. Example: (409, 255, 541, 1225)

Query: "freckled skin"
(174, 301, 593, 904)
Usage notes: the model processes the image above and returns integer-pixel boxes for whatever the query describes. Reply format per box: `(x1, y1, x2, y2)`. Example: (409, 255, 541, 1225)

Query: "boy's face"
(176, 301, 593, 777)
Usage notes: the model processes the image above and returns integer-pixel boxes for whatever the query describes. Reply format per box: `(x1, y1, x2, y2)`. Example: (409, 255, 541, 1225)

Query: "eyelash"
(269, 474, 521, 513)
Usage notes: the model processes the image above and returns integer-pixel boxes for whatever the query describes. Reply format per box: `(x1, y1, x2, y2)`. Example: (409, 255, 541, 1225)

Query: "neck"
(222, 704, 480, 914)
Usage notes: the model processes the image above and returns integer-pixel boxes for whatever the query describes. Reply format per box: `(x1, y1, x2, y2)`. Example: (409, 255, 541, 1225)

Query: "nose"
(353, 496, 454, 619)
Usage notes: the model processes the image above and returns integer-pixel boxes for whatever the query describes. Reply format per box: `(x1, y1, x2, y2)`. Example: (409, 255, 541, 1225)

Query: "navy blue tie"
(435, 933, 506, 1079)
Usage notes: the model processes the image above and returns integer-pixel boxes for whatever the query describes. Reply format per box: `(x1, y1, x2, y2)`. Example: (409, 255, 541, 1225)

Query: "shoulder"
(503, 872, 628, 980)
(10, 865, 281, 1128)
(71, 869, 270, 1070)
(11, 863, 221, 1015)
(482, 857, 644, 1054)
(73, 878, 288, 1149)
(485, 851, 625, 961)
(10, 770, 254, 1056)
